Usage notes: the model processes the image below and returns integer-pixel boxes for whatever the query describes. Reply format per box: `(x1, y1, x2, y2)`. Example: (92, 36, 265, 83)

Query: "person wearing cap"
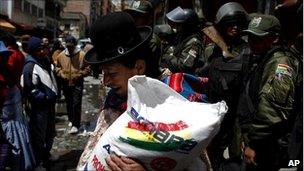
(161, 6, 206, 75)
(237, 14, 301, 170)
(124, 0, 162, 68)
(202, 2, 250, 169)
(55, 35, 91, 134)
(78, 12, 209, 170)
(124, 0, 154, 26)
(21, 36, 58, 170)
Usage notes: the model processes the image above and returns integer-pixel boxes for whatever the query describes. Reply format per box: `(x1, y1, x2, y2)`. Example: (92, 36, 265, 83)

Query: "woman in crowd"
(78, 12, 209, 171)
(0, 36, 35, 170)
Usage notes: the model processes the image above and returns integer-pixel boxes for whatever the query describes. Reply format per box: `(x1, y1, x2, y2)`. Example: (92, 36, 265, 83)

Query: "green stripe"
(119, 136, 183, 151)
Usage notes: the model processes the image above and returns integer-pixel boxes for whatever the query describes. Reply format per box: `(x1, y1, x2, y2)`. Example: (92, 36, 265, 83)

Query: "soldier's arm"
(162, 38, 202, 73)
(149, 34, 162, 58)
(248, 53, 299, 145)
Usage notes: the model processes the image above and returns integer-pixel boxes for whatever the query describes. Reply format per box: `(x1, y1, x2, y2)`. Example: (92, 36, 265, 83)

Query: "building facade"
(0, 0, 66, 38)
(60, 0, 102, 39)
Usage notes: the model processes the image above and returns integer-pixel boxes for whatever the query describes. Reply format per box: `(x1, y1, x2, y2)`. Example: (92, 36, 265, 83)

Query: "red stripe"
(169, 73, 184, 93)
(127, 120, 188, 132)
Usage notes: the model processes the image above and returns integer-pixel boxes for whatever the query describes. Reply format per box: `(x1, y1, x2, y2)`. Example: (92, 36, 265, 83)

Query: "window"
(23, 0, 30, 13)
(14, 0, 22, 9)
(38, 8, 44, 18)
(31, 4, 37, 16)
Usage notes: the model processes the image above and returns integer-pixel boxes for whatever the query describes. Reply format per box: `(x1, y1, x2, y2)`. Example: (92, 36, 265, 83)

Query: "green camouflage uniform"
(244, 50, 300, 142)
(240, 46, 300, 171)
(239, 14, 302, 170)
(150, 33, 162, 64)
(161, 34, 205, 74)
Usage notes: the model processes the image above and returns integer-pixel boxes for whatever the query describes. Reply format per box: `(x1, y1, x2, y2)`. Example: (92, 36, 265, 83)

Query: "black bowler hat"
(84, 12, 152, 64)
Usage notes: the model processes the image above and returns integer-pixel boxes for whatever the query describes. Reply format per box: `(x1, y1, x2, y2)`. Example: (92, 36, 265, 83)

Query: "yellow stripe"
(277, 66, 287, 70)
(123, 127, 191, 143)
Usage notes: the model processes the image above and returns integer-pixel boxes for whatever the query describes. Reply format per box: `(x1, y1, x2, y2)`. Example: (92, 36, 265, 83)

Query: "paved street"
(48, 76, 102, 171)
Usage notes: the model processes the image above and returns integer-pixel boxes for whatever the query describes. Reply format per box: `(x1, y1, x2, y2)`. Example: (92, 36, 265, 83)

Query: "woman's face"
(101, 62, 140, 98)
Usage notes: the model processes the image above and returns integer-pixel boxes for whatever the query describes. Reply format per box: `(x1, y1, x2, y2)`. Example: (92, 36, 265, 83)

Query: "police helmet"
(166, 7, 199, 26)
(154, 24, 173, 36)
(215, 2, 248, 26)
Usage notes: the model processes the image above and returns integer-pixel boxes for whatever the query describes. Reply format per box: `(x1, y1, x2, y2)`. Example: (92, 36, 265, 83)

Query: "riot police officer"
(161, 7, 205, 75)
(204, 2, 249, 170)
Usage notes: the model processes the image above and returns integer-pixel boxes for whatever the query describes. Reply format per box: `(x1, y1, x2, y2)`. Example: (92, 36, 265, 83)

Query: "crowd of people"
(0, 0, 302, 171)
(0, 31, 91, 170)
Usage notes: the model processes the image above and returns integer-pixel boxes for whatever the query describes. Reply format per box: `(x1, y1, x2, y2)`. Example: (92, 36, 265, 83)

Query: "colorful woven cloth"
(162, 73, 209, 102)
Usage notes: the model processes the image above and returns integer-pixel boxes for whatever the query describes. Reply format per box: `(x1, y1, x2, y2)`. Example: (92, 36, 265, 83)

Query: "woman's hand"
(105, 154, 146, 171)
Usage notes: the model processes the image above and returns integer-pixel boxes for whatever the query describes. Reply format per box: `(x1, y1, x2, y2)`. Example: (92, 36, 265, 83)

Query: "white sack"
(78, 75, 227, 171)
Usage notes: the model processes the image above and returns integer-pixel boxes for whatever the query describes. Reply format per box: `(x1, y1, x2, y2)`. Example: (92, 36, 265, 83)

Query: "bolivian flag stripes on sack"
(78, 76, 227, 171)
(119, 108, 194, 152)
